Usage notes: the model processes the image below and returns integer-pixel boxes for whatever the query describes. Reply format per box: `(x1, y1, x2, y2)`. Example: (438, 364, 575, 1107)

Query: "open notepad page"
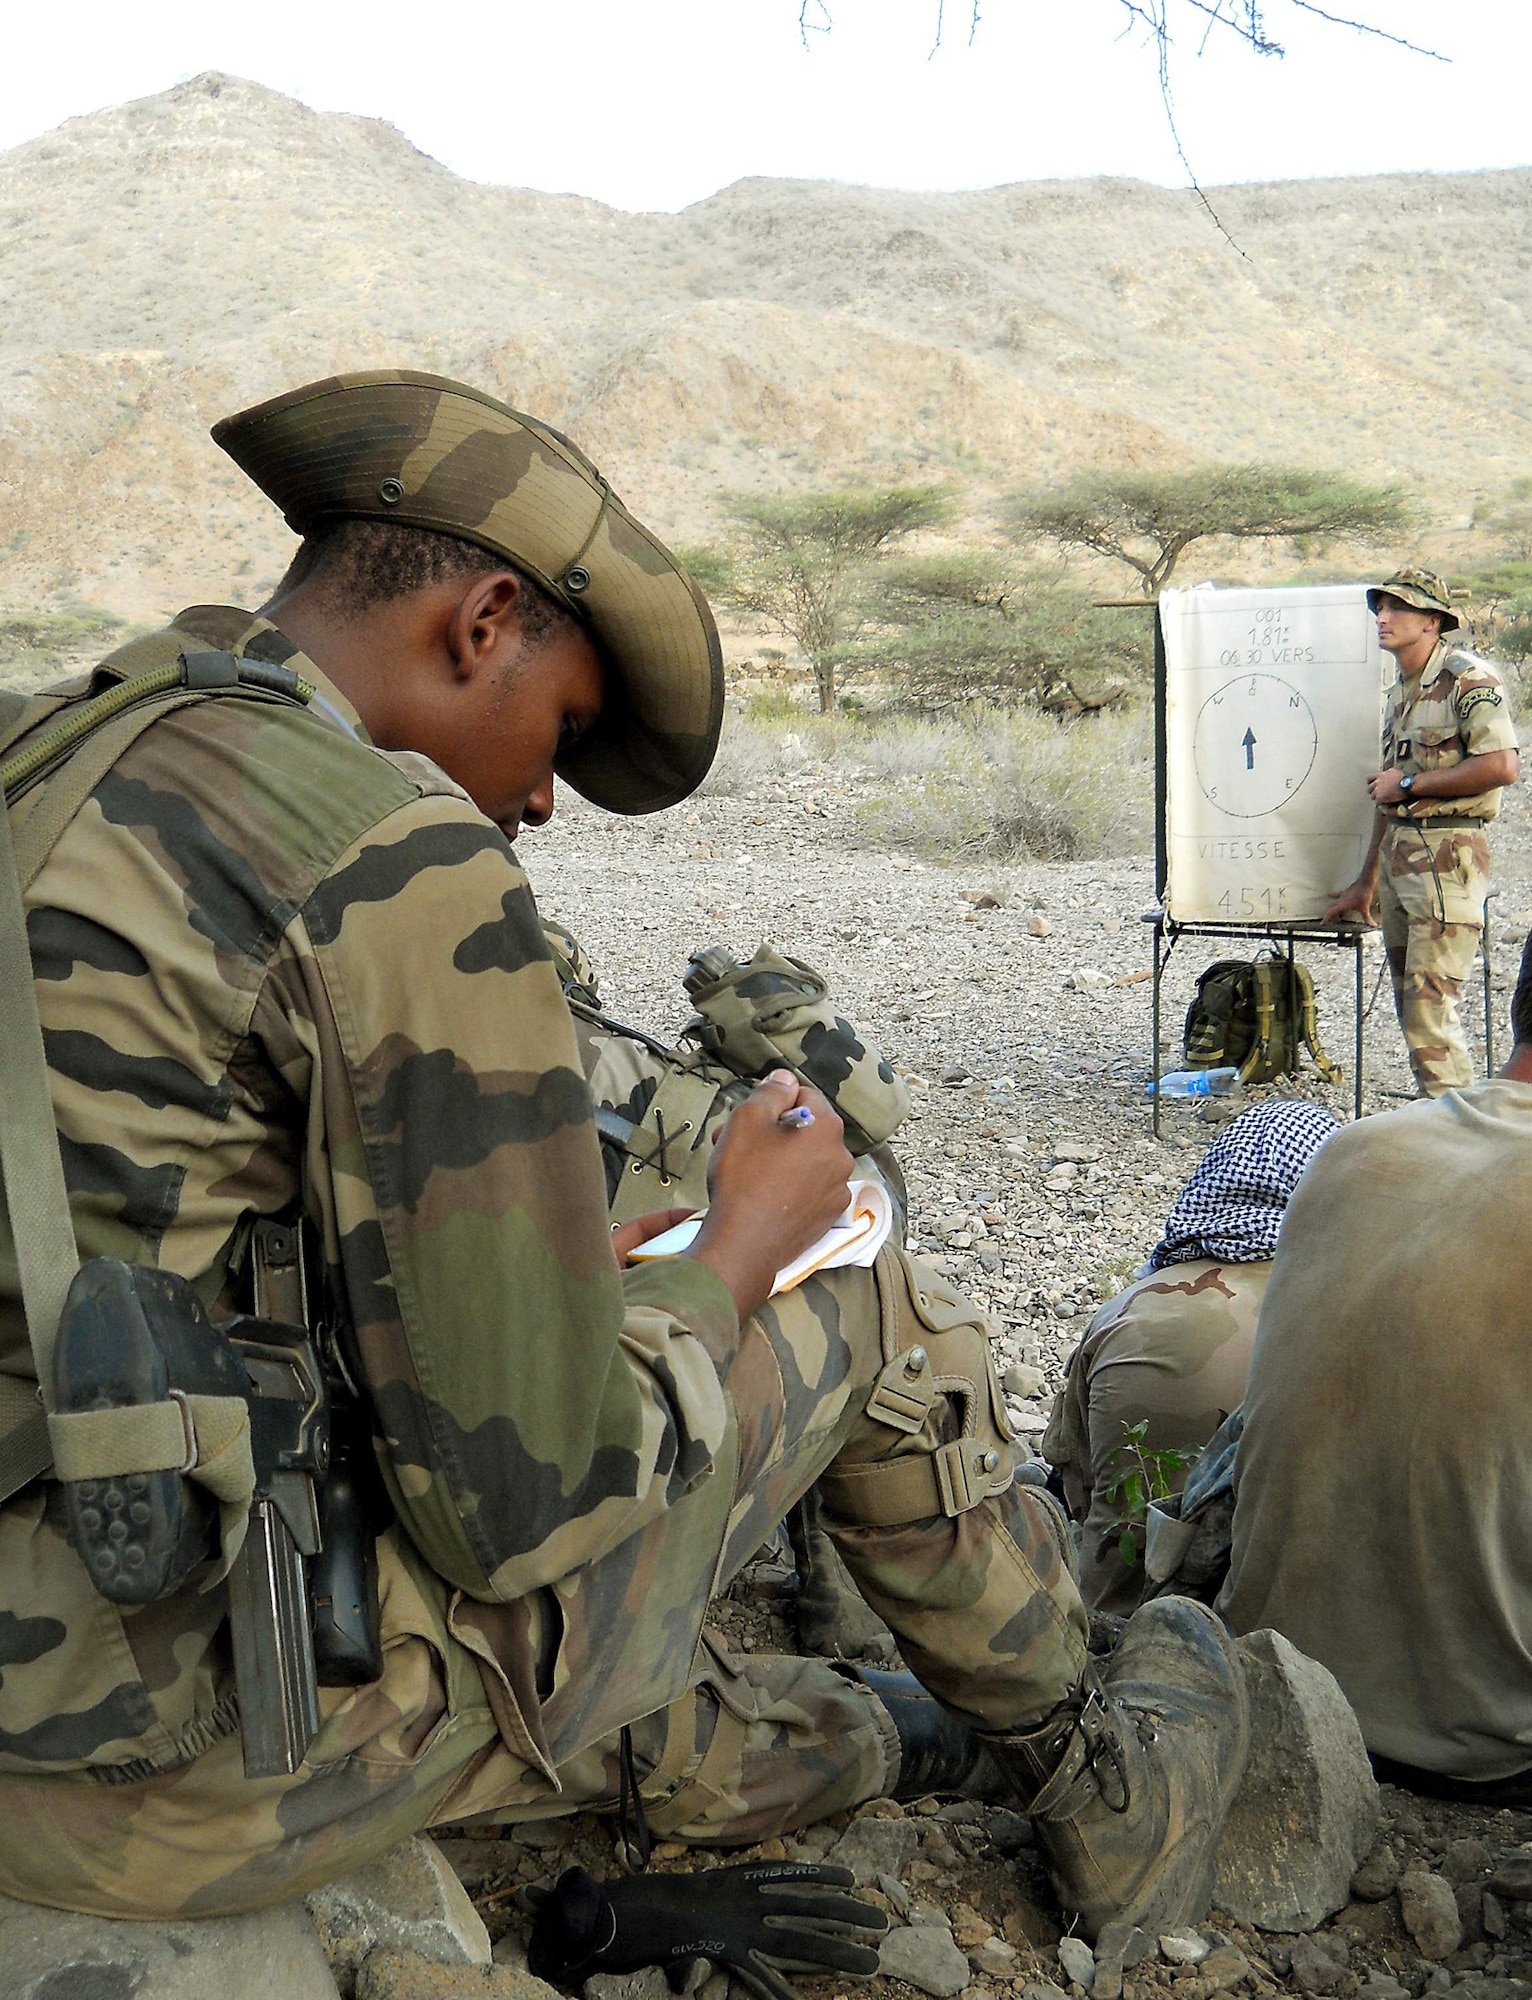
(627, 1179, 895, 1296)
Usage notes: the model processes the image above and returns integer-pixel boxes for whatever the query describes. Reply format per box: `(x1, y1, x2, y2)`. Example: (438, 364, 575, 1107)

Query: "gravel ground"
(451, 755, 1532, 2000)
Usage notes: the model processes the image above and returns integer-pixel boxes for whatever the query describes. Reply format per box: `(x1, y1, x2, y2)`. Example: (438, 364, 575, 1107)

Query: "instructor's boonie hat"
(212, 370, 723, 815)
(1365, 566, 1461, 634)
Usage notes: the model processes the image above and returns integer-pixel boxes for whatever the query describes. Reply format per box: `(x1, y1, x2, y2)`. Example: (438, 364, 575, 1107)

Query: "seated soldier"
(0, 371, 1249, 1952)
(1221, 933, 1532, 1800)
(1045, 1102, 1338, 1616)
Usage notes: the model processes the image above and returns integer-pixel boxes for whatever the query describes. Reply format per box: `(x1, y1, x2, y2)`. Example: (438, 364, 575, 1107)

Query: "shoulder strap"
(0, 649, 313, 1502)
(1294, 963, 1342, 1085)
(0, 763, 78, 1485)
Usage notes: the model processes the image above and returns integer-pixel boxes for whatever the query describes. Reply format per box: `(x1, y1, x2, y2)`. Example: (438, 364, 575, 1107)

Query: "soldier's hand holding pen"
(686, 1068, 853, 1320)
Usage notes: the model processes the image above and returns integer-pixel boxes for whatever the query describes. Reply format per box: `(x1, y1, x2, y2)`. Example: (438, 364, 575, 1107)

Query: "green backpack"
(1183, 954, 1342, 1087)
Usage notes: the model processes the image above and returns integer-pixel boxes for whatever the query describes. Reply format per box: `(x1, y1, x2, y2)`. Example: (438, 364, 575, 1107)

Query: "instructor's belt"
(1388, 812, 1487, 828)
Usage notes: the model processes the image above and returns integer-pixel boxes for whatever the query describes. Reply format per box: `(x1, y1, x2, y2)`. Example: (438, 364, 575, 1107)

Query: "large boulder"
(306, 1837, 492, 1996)
(1214, 1628, 1380, 1932)
(0, 1891, 337, 2000)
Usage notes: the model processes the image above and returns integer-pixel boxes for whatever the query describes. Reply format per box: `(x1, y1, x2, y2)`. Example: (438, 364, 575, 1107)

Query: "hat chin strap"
(555, 478, 613, 606)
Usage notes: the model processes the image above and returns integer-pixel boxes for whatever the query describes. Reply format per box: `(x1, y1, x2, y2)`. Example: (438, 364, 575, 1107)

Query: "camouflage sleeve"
(260, 795, 740, 1603)
(1455, 662, 1519, 757)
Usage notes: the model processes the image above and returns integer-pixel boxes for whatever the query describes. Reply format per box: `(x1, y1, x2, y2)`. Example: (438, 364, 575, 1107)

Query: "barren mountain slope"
(0, 70, 1529, 615)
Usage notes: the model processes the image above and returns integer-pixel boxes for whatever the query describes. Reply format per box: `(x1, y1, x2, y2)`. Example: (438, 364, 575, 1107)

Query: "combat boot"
(849, 1667, 1009, 1802)
(984, 1597, 1248, 1942)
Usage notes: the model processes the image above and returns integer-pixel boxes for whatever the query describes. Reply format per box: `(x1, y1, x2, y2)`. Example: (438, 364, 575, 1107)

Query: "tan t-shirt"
(1221, 1079, 1532, 1778)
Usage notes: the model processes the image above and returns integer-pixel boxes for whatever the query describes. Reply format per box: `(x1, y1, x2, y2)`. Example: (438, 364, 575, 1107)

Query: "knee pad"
(818, 1248, 1018, 1527)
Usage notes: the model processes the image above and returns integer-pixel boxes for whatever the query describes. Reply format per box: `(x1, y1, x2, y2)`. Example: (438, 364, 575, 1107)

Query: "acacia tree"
(1010, 464, 1413, 597)
(696, 486, 953, 711)
(830, 555, 1150, 712)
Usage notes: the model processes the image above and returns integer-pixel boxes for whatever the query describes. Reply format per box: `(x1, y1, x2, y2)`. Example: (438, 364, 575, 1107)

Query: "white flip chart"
(1160, 584, 1389, 925)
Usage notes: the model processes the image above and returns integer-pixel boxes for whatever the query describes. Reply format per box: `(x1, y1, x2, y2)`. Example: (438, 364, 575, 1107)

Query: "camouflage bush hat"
(212, 370, 724, 814)
(1365, 566, 1461, 633)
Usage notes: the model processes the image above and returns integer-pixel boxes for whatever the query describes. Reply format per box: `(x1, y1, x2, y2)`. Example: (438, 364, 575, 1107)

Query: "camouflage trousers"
(0, 1249, 1086, 1917)
(1042, 1260, 1269, 1618)
(1378, 820, 1490, 1096)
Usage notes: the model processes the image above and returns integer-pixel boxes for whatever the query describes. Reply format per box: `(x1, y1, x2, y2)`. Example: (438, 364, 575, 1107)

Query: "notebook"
(627, 1178, 895, 1296)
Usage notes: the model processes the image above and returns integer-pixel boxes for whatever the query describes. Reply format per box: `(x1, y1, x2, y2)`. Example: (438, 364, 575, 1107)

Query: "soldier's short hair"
(1513, 932, 1532, 1050)
(275, 518, 578, 648)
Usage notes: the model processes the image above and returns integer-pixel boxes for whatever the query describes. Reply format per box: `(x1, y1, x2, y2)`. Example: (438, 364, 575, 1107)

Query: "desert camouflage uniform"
(1042, 1262, 1269, 1618)
(0, 608, 1086, 1918)
(1377, 641, 1518, 1094)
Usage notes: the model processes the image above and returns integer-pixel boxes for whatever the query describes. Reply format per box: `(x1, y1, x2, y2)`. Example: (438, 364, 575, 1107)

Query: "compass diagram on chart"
(1192, 674, 1318, 819)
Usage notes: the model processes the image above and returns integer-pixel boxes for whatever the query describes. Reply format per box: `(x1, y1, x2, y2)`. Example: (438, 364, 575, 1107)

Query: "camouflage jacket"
(0, 606, 739, 1780)
(1380, 639, 1518, 821)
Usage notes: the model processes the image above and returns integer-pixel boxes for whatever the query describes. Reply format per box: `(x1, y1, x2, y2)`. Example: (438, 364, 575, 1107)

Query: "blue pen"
(777, 1106, 816, 1129)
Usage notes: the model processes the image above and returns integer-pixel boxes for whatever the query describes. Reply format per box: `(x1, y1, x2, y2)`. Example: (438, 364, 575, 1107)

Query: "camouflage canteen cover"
(1366, 565, 1462, 633)
(212, 371, 724, 815)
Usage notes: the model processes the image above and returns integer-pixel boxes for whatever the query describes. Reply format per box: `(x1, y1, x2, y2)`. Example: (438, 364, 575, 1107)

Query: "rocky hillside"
(1, 71, 1529, 617)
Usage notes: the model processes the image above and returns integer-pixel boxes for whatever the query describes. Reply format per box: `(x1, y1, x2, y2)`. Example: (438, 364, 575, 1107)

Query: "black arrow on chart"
(1242, 727, 1257, 770)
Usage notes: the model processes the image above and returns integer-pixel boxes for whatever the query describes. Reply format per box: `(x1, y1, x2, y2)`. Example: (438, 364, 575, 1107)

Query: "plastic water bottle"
(1147, 1066, 1241, 1099)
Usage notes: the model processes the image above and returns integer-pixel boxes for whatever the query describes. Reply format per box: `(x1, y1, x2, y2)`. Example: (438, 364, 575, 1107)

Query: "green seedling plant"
(1101, 1420, 1202, 1568)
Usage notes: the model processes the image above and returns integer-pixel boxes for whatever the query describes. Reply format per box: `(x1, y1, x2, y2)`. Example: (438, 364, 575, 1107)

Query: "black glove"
(527, 1861, 888, 2000)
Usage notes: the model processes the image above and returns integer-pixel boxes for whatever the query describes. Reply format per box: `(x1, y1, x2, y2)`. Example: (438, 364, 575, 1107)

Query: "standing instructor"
(1325, 567, 1518, 1095)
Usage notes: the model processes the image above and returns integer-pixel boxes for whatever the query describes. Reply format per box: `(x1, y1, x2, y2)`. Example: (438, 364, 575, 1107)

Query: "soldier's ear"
(445, 571, 522, 681)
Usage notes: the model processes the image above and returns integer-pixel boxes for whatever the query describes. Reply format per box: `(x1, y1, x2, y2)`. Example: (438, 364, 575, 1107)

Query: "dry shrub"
(983, 705, 1152, 860)
(698, 717, 793, 795)
(701, 701, 1152, 862)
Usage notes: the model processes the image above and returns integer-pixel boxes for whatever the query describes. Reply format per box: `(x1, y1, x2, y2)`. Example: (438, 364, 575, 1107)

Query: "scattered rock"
(308, 1837, 491, 1992)
(0, 1891, 338, 1999)
(1457, 1880, 1487, 1943)
(1090, 1921, 1153, 1998)
(584, 1971, 675, 2000)
(1160, 1932, 1210, 1965)
(879, 1919, 972, 1996)
(1359, 1980, 1409, 2000)
(1489, 1853, 1532, 1902)
(971, 1936, 1020, 1976)
(1003, 1361, 1047, 1398)
(1058, 1933, 1097, 1987)
(1064, 968, 1111, 993)
(1200, 1944, 1252, 1989)
(1027, 917, 1053, 939)
(1399, 1869, 1464, 1962)
(949, 1904, 992, 1950)
(1485, 1891, 1509, 1941)
(878, 1871, 912, 1915)
(1289, 1933, 1350, 1994)
(358, 1952, 553, 1999)
(1442, 1839, 1494, 1885)
(826, 1813, 921, 1886)
(1214, 1629, 1380, 1932)
(1021, 1982, 1072, 2000)
(1351, 1841, 1402, 1902)
(1051, 1140, 1102, 1164)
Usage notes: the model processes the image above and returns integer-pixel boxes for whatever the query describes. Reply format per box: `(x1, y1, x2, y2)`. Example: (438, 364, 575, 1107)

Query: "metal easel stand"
(1144, 913, 1367, 1140)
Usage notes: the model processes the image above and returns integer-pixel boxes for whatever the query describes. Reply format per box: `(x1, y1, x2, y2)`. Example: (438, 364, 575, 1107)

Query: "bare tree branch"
(1285, 0, 1446, 59)
(803, 0, 1450, 243)
(797, 0, 832, 51)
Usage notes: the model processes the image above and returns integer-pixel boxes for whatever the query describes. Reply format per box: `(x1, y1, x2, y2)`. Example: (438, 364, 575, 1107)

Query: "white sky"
(0, 1, 1525, 213)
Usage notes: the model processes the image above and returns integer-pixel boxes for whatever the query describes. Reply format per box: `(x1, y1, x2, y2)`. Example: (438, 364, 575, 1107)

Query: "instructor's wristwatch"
(1399, 772, 1416, 798)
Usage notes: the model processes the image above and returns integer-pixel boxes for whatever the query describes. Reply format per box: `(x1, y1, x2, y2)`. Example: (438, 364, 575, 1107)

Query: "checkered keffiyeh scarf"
(1148, 1100, 1340, 1270)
